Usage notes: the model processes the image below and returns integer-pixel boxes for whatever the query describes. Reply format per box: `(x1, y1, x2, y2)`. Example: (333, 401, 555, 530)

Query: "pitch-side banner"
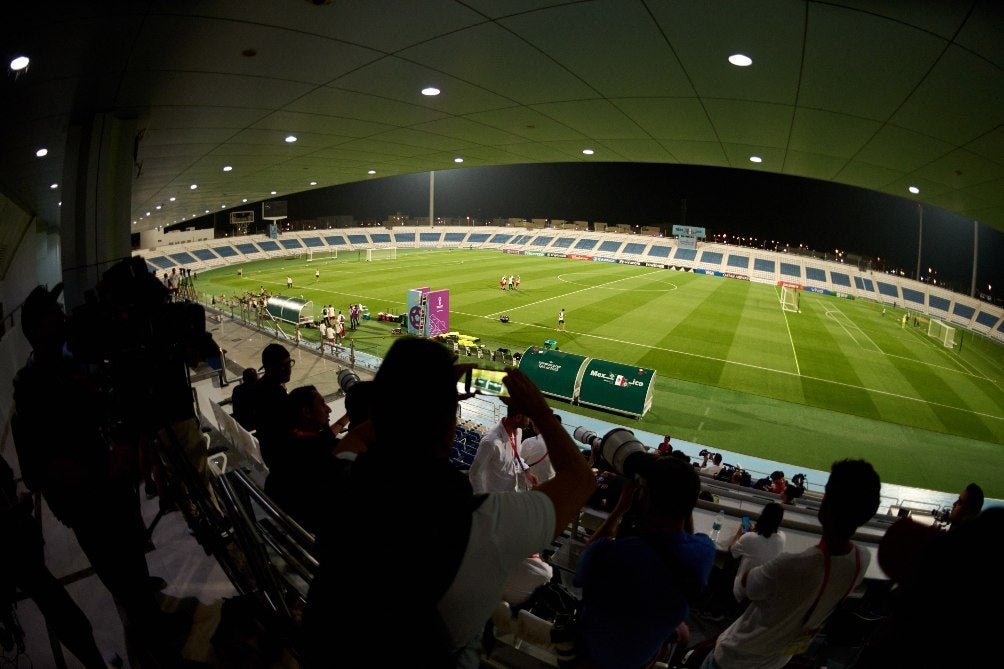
(407, 287, 449, 336)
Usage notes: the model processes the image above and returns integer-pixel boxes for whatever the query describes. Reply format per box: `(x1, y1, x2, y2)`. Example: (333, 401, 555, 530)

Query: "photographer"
(11, 283, 184, 668)
(700, 450, 725, 477)
(573, 453, 716, 669)
(301, 337, 595, 668)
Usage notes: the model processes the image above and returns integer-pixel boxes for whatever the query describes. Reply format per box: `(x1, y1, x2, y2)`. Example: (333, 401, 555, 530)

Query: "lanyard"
(527, 451, 549, 467)
(801, 539, 861, 626)
(507, 426, 527, 472)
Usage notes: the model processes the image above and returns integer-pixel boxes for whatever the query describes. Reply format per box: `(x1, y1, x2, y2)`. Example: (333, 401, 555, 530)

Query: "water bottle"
(710, 510, 725, 542)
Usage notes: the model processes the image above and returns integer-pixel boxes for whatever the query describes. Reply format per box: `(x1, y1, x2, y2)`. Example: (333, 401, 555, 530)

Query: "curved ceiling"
(1, 0, 1002, 237)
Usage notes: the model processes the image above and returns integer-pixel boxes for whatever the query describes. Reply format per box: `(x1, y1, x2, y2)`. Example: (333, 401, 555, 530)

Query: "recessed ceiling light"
(132, 221, 137, 225)
(205, 209, 210, 213)
(145, 212, 151, 216)
(749, 155, 763, 163)
(285, 135, 297, 143)
(190, 184, 198, 190)
(223, 165, 233, 172)
(368, 170, 376, 175)
(729, 53, 753, 67)
(454, 157, 464, 163)
(421, 87, 440, 96)
(242, 198, 248, 203)
(50, 183, 58, 189)
(35, 148, 47, 157)
(169, 196, 176, 202)
(310, 181, 317, 186)
(221, 205, 226, 209)
(908, 186, 920, 194)
(271, 191, 277, 195)
(582, 149, 595, 155)
(10, 55, 29, 71)
(156, 204, 162, 210)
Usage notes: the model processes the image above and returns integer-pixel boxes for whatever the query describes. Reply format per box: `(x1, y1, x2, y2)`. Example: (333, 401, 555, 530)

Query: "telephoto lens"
(572, 426, 602, 450)
(596, 428, 648, 477)
(337, 368, 360, 394)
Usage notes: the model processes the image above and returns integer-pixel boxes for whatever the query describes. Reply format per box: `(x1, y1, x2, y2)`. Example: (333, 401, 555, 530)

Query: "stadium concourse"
(3, 310, 981, 668)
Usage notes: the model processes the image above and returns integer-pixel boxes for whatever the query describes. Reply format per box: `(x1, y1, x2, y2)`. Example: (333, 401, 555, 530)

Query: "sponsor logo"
(644, 262, 667, 268)
(723, 272, 750, 281)
(524, 251, 546, 257)
(593, 256, 619, 263)
(547, 252, 568, 258)
(588, 369, 645, 387)
(568, 254, 593, 261)
(538, 361, 562, 371)
(503, 249, 525, 255)
(621, 260, 641, 266)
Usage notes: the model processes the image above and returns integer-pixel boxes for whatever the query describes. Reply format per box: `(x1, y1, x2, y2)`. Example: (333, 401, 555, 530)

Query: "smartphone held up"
(463, 368, 509, 397)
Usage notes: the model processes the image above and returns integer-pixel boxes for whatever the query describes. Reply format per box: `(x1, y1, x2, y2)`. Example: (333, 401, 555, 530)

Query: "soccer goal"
(302, 249, 336, 261)
(927, 318, 956, 348)
(366, 247, 397, 262)
(780, 285, 800, 313)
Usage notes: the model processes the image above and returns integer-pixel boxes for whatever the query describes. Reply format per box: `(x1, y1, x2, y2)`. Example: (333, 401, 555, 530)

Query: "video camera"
(66, 255, 220, 431)
(573, 426, 649, 478)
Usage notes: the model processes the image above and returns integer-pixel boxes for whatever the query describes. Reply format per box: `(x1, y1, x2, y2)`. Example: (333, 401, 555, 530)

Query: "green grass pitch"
(194, 248, 1004, 498)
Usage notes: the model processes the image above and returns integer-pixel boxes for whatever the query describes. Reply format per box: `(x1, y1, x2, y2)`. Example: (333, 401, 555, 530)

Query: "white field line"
(965, 339, 1004, 381)
(903, 323, 990, 380)
(824, 307, 883, 353)
(484, 268, 665, 317)
(776, 285, 801, 376)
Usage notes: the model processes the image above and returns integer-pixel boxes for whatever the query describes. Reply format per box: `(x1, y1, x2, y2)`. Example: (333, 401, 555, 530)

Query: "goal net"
(301, 249, 335, 261)
(927, 318, 956, 348)
(781, 285, 800, 313)
(366, 247, 397, 262)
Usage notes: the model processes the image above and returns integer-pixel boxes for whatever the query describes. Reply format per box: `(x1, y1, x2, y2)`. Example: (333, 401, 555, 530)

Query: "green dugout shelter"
(578, 359, 656, 418)
(265, 295, 314, 324)
(517, 347, 587, 402)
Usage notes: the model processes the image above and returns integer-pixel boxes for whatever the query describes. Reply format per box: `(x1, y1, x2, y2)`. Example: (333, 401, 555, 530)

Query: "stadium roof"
(1, 1, 1002, 237)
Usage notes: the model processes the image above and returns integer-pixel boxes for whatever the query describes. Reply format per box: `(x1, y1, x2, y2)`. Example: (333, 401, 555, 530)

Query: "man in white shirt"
(518, 415, 560, 484)
(700, 451, 725, 477)
(469, 407, 536, 493)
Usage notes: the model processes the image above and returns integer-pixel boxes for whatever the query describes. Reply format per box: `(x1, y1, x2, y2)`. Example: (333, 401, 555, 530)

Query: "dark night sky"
(214, 163, 1004, 299)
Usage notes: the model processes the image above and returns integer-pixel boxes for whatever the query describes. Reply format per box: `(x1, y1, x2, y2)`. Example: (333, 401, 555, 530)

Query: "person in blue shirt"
(574, 454, 716, 669)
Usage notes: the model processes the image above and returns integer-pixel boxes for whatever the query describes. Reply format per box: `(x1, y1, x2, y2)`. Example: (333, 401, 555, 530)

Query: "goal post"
(366, 247, 397, 262)
(781, 285, 800, 313)
(927, 318, 956, 348)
